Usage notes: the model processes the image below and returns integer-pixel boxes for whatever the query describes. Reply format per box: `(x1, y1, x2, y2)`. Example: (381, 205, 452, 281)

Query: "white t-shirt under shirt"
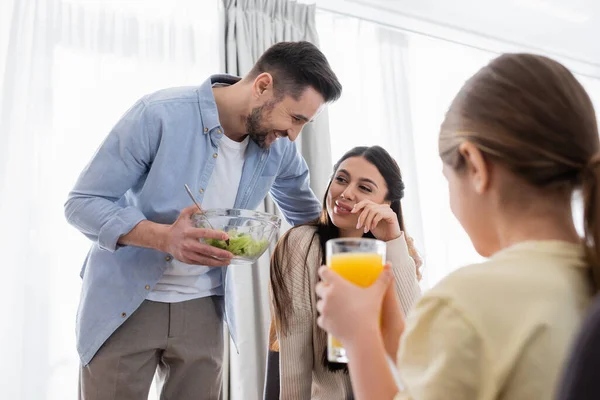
(147, 134, 249, 303)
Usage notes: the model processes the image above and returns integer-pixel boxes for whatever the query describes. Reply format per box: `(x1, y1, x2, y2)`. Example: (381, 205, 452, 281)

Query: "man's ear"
(252, 73, 274, 99)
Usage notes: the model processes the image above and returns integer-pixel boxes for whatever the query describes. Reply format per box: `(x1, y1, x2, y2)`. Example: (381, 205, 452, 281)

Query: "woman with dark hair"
(268, 145, 422, 399)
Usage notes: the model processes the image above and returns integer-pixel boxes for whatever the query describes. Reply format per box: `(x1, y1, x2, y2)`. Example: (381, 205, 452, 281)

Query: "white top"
(147, 134, 249, 302)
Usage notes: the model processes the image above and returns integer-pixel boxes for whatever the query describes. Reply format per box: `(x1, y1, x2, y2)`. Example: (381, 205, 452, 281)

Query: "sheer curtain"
(405, 35, 494, 286)
(1, 1, 221, 399)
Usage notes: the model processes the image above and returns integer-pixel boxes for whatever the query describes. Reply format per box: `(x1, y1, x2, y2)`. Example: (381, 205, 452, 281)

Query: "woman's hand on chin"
(352, 200, 401, 241)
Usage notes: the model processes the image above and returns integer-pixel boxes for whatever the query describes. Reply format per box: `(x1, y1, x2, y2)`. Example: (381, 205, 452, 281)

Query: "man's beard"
(245, 100, 279, 149)
(245, 106, 270, 149)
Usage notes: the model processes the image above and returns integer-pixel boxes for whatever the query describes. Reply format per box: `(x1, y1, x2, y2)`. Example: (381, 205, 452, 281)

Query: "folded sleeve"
(64, 99, 160, 251)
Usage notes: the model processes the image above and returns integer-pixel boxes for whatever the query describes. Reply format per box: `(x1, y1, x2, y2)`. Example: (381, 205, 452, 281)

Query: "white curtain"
(1, 2, 56, 400)
(0, 1, 222, 399)
(402, 35, 494, 286)
(222, 1, 332, 399)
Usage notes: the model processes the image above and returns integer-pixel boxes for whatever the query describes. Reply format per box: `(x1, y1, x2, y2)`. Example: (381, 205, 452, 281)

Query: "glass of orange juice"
(326, 237, 386, 363)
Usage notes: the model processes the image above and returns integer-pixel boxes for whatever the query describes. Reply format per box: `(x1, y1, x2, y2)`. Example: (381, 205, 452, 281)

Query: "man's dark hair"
(247, 41, 342, 103)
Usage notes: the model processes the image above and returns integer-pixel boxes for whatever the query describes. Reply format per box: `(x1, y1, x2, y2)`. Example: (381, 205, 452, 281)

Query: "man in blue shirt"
(65, 41, 342, 399)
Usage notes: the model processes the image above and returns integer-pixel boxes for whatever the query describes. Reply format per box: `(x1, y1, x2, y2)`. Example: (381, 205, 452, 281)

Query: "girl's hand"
(316, 263, 394, 346)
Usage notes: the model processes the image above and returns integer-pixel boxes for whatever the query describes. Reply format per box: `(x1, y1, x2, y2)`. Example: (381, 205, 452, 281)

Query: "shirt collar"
(198, 74, 241, 134)
(491, 240, 588, 269)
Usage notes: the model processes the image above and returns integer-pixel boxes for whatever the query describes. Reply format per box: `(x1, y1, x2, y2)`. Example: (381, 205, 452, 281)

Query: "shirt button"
(217, 129, 222, 134)
(199, 188, 204, 193)
(165, 256, 172, 262)
(204, 127, 208, 132)
(213, 153, 218, 158)
(121, 312, 127, 318)
(145, 285, 150, 290)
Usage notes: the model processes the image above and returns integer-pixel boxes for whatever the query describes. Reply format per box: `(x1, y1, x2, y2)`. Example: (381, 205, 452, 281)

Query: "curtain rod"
(316, 3, 600, 80)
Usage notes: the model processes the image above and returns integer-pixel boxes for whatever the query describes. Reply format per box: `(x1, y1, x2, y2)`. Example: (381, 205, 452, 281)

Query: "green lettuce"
(205, 230, 269, 258)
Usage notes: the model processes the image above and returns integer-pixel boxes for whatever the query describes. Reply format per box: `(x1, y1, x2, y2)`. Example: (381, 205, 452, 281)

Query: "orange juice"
(329, 252, 384, 349)
(329, 252, 384, 286)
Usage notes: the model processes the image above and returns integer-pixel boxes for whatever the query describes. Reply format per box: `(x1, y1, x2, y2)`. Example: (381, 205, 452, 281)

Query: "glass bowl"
(192, 208, 282, 265)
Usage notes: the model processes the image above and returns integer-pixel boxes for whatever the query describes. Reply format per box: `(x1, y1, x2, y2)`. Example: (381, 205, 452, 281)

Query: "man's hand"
(162, 206, 233, 266)
(405, 235, 423, 281)
(119, 205, 233, 267)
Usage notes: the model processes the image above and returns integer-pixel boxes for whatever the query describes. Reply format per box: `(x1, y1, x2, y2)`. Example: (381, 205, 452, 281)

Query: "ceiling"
(345, 0, 599, 67)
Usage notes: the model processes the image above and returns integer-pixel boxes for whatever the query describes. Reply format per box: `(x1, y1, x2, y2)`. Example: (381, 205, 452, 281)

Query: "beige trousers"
(79, 296, 224, 400)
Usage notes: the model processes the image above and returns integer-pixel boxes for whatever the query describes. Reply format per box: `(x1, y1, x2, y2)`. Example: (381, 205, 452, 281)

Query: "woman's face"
(326, 156, 389, 235)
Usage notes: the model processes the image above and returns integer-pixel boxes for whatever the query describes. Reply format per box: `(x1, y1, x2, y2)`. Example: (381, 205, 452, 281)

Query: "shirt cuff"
(98, 206, 147, 252)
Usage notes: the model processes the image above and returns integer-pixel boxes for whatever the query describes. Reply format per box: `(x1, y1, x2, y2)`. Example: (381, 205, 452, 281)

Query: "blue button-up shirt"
(65, 75, 321, 365)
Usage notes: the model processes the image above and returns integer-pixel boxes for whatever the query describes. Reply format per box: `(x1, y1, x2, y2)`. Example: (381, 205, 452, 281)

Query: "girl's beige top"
(395, 241, 592, 400)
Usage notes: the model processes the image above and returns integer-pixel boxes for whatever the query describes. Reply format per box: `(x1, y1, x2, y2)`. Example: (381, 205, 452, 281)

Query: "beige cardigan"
(269, 225, 421, 400)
